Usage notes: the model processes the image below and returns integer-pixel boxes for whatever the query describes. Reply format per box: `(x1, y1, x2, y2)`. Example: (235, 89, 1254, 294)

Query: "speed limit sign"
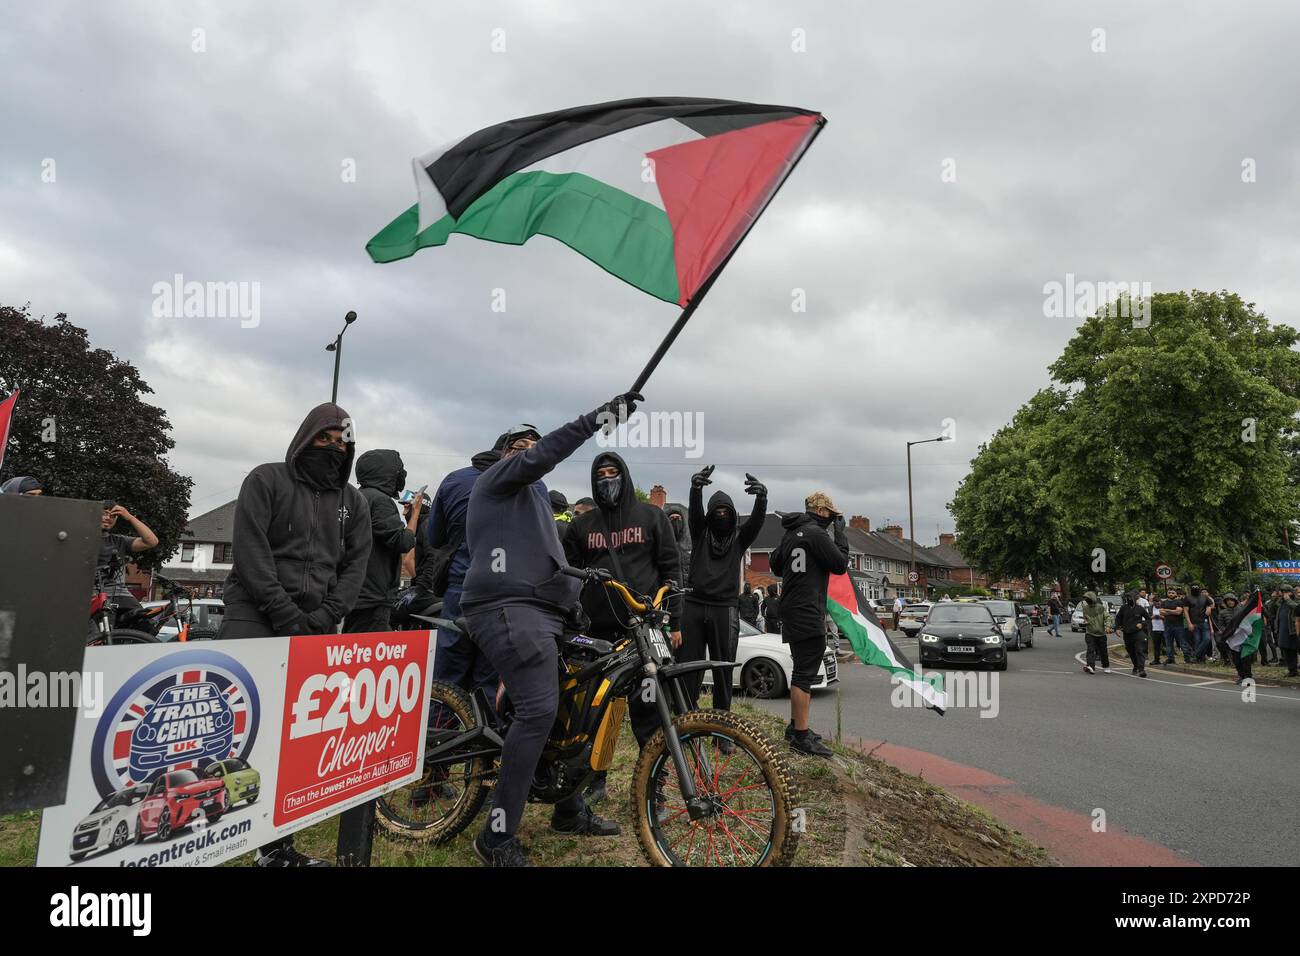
(1155, 563, 1173, 580)
(908, 570, 920, 583)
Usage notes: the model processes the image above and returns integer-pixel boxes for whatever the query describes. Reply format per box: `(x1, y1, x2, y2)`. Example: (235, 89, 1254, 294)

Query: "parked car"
(69, 784, 151, 861)
(701, 619, 837, 699)
(206, 757, 261, 807)
(136, 769, 228, 842)
(977, 599, 1034, 650)
(140, 597, 225, 640)
(898, 602, 933, 636)
(916, 602, 1007, 671)
(1071, 606, 1086, 631)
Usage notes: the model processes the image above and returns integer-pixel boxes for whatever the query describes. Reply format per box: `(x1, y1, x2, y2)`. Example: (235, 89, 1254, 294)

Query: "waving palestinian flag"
(366, 97, 824, 306)
(828, 570, 947, 714)
(1223, 590, 1265, 657)
(0, 389, 18, 473)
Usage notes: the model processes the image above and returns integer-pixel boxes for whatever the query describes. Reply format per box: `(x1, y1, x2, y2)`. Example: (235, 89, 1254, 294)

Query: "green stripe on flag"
(826, 598, 946, 711)
(366, 170, 680, 303)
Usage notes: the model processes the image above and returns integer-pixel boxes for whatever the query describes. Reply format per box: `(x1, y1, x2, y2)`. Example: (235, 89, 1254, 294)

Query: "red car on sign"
(136, 769, 228, 842)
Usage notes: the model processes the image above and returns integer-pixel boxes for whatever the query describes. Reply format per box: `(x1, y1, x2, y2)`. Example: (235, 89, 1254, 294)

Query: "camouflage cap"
(805, 491, 840, 515)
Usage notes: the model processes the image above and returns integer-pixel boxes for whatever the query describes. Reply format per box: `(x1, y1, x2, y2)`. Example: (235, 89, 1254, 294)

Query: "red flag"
(0, 389, 18, 474)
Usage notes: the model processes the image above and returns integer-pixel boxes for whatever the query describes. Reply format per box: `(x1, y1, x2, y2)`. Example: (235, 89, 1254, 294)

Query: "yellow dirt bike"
(375, 567, 800, 866)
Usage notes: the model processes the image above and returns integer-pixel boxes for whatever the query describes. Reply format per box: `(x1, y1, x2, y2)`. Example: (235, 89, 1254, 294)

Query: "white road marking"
(1070, 649, 1300, 703)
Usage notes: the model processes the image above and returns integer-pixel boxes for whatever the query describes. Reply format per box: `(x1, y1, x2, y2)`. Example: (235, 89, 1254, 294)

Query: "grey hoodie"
(222, 403, 372, 634)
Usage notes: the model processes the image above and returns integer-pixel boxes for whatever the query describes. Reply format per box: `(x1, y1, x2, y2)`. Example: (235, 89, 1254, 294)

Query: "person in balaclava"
(763, 583, 782, 634)
(1, 475, 44, 495)
(1078, 590, 1112, 674)
(663, 501, 692, 582)
(345, 449, 420, 633)
(565, 450, 682, 804)
(1114, 590, 1150, 678)
(462, 393, 640, 867)
(770, 491, 848, 757)
(1213, 593, 1253, 684)
(217, 401, 371, 867)
(679, 465, 767, 724)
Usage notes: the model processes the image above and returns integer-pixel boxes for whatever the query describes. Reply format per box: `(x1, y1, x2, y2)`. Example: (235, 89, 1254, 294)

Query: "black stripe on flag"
(427, 97, 818, 218)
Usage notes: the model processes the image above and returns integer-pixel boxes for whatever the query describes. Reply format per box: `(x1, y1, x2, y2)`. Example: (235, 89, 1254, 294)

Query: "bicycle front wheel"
(631, 709, 800, 867)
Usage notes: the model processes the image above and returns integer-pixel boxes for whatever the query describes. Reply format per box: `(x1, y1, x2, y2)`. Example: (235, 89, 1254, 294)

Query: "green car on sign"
(206, 757, 260, 806)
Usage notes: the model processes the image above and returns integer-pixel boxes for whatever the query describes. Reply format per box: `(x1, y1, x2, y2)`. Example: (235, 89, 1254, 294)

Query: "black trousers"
(681, 600, 739, 711)
(1229, 648, 1253, 681)
(1284, 648, 1299, 674)
(1085, 633, 1110, 668)
(343, 604, 391, 634)
(1123, 631, 1147, 672)
(464, 604, 583, 837)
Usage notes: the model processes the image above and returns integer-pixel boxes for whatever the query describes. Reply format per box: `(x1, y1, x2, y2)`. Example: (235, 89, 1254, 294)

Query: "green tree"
(0, 304, 193, 570)
(951, 290, 1300, 596)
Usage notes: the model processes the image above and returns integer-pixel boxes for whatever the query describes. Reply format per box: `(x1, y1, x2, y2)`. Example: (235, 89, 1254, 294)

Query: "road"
(751, 626, 1300, 866)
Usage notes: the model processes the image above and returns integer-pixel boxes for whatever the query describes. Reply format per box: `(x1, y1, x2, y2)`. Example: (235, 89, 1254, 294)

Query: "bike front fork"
(649, 670, 714, 821)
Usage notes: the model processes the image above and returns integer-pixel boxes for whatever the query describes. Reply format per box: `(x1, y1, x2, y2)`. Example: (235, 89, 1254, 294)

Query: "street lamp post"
(325, 311, 358, 403)
(906, 435, 949, 599)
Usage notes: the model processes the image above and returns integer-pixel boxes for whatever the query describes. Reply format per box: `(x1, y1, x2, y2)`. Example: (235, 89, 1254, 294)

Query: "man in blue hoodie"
(463, 392, 640, 867)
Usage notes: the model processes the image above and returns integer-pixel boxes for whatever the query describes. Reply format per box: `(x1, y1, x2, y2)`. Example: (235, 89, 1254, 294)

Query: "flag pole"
(629, 116, 828, 394)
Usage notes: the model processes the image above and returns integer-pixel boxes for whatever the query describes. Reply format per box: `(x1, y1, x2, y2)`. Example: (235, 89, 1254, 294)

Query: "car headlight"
(1000, 620, 1015, 634)
(983, 634, 1002, 644)
(920, 633, 939, 643)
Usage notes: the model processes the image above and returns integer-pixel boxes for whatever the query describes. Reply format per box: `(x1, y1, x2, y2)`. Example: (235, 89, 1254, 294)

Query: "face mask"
(595, 476, 622, 507)
(298, 446, 345, 490)
(708, 510, 737, 538)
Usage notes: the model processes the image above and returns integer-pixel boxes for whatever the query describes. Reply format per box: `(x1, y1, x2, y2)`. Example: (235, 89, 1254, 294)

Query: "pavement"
(751, 626, 1300, 866)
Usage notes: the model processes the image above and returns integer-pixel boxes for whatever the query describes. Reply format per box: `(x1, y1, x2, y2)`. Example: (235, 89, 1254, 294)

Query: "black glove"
(594, 391, 644, 425)
(307, 607, 338, 634)
(691, 465, 715, 489)
(743, 473, 767, 498)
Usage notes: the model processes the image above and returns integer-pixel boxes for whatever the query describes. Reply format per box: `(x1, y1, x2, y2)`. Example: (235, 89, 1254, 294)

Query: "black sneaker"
(784, 721, 824, 743)
(473, 831, 531, 867)
(551, 805, 620, 837)
(583, 781, 608, 806)
(1138, 671, 1148, 678)
(254, 844, 330, 867)
(790, 732, 833, 758)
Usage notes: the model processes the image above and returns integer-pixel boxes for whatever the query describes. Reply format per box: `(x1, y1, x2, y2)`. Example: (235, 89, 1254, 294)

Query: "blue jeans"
(1050, 613, 1061, 636)
(1192, 622, 1213, 660)
(1164, 625, 1190, 661)
(432, 586, 499, 698)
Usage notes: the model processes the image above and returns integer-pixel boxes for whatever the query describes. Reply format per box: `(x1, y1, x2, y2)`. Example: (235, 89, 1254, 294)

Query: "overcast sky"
(5, 1, 1299, 542)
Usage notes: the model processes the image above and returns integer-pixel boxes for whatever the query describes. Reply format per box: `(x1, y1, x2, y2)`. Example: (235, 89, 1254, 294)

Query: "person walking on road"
(1214, 593, 1253, 684)
(892, 594, 905, 632)
(1277, 586, 1300, 677)
(1047, 593, 1063, 637)
(1114, 590, 1150, 678)
(1079, 590, 1112, 674)
(1262, 589, 1283, 665)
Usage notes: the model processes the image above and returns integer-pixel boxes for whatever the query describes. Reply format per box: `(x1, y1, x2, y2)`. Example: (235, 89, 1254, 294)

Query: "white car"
(69, 784, 150, 861)
(702, 620, 838, 698)
(1070, 607, 1086, 631)
(898, 602, 933, 636)
(140, 598, 225, 640)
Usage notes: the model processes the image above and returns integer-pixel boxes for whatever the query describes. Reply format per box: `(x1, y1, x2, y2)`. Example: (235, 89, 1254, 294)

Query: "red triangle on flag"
(0, 389, 18, 474)
(649, 114, 819, 305)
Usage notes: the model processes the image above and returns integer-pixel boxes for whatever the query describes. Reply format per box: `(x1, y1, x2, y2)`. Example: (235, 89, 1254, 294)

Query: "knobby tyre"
(631, 709, 799, 867)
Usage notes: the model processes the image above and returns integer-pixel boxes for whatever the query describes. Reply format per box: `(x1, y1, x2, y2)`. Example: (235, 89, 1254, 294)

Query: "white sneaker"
(1103, 667, 1112, 674)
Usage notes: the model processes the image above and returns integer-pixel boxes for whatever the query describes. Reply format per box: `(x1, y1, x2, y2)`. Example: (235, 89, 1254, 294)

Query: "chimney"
(649, 484, 667, 509)
(939, 533, 955, 546)
(882, 524, 904, 541)
(849, 515, 871, 532)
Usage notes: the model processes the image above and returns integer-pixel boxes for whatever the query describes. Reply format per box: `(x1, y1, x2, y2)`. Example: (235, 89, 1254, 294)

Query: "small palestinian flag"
(827, 571, 947, 714)
(0, 388, 18, 473)
(367, 97, 824, 306)
(1224, 590, 1265, 658)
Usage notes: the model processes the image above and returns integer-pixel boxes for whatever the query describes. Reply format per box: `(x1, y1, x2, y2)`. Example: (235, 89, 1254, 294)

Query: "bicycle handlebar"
(559, 566, 679, 613)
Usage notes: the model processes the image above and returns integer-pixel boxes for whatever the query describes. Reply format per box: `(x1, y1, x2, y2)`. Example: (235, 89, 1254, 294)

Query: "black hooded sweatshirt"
(354, 449, 416, 609)
(663, 502, 692, 582)
(565, 451, 682, 635)
(686, 485, 766, 606)
(768, 511, 849, 641)
(222, 403, 372, 633)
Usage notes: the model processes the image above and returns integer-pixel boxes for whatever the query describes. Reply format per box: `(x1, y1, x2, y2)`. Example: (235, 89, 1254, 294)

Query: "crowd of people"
(1054, 586, 1298, 683)
(5, 396, 848, 867)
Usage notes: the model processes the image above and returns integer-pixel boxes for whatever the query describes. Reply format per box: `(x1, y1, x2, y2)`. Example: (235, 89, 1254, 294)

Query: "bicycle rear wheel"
(631, 709, 800, 867)
(374, 680, 493, 844)
(89, 628, 160, 647)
